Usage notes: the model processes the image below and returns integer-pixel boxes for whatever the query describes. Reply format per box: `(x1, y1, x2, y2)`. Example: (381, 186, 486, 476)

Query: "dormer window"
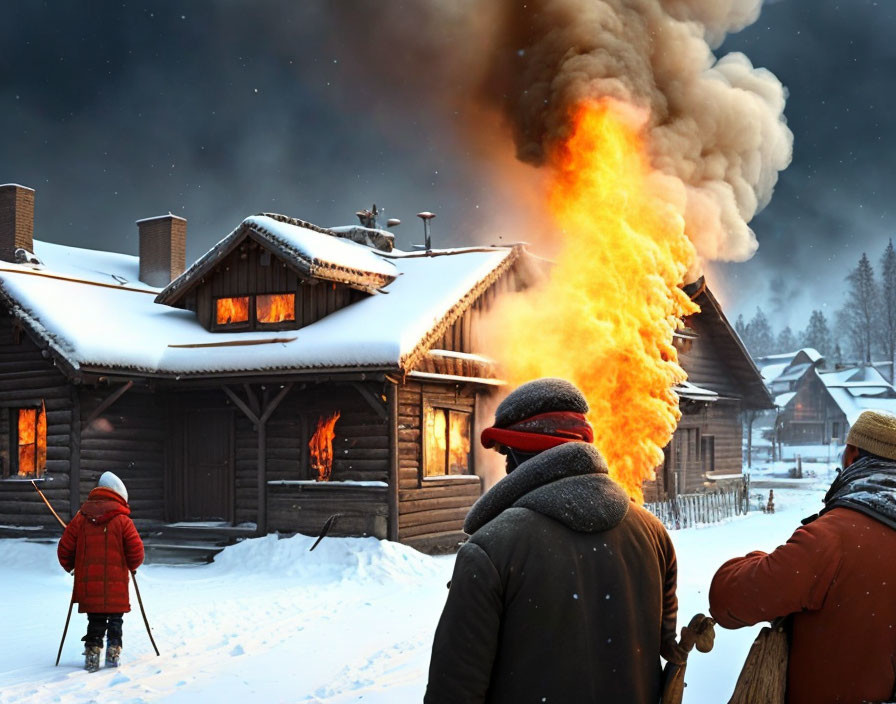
(215, 294, 296, 330)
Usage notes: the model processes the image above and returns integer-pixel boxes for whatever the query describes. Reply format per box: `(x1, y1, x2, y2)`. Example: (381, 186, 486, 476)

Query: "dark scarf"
(806, 455, 896, 530)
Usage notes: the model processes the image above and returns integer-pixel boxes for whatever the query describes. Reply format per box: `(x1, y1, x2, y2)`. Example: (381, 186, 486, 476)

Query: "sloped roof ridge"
(399, 245, 522, 372)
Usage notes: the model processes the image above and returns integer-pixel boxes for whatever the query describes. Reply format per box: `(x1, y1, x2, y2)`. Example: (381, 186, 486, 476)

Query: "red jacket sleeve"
(121, 517, 145, 571)
(57, 513, 82, 572)
(709, 517, 842, 629)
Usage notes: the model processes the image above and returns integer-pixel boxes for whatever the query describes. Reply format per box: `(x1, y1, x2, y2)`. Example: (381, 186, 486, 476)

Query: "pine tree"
(735, 314, 747, 340)
(839, 253, 879, 364)
(745, 307, 775, 357)
(776, 326, 797, 353)
(801, 310, 832, 358)
(880, 240, 896, 381)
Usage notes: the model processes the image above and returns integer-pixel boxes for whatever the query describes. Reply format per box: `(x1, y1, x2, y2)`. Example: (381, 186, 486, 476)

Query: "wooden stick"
(55, 592, 74, 666)
(31, 480, 67, 530)
(131, 571, 160, 656)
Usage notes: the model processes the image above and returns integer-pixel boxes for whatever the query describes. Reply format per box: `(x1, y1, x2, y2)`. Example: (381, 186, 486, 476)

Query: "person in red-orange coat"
(57, 471, 144, 672)
(710, 409, 896, 704)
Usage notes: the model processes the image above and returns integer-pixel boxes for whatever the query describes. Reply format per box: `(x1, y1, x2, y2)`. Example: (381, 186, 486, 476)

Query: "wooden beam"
(351, 382, 388, 421)
(81, 381, 133, 430)
(243, 383, 261, 419)
(222, 385, 260, 425)
(259, 384, 293, 424)
(69, 387, 81, 519)
(387, 382, 399, 542)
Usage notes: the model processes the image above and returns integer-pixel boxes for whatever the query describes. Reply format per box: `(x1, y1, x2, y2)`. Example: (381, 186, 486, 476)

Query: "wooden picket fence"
(645, 476, 751, 530)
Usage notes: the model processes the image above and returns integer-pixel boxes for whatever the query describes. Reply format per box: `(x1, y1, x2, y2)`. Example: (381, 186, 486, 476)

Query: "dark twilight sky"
(1, 1, 894, 334)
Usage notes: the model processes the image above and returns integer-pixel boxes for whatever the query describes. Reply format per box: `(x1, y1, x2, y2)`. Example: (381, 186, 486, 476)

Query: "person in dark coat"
(57, 471, 144, 672)
(710, 409, 896, 704)
(424, 378, 680, 704)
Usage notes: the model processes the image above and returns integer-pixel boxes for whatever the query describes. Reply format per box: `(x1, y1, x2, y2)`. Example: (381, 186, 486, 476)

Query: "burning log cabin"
(0, 183, 767, 554)
(0, 184, 539, 553)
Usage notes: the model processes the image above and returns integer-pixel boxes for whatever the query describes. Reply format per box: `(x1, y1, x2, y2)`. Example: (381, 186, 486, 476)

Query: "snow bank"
(210, 533, 445, 585)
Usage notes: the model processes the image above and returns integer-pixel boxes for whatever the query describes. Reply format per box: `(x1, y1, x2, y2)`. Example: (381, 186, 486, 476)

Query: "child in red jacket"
(57, 472, 144, 672)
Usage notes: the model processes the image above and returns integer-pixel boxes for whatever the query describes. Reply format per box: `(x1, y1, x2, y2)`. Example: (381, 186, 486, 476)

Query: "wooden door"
(183, 409, 234, 522)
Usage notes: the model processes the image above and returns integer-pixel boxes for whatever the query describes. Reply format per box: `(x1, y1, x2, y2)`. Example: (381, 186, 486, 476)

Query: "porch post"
(386, 382, 399, 541)
(222, 383, 293, 535)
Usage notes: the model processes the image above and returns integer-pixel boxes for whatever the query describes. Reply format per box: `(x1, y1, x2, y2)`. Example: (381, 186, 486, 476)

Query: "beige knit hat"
(846, 410, 896, 461)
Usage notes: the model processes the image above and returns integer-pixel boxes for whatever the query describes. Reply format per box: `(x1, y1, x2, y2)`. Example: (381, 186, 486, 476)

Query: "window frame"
(420, 400, 474, 483)
(212, 293, 297, 332)
(2, 402, 47, 480)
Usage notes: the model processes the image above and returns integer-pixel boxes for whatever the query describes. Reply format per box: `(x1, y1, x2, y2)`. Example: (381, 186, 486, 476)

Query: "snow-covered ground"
(0, 477, 831, 703)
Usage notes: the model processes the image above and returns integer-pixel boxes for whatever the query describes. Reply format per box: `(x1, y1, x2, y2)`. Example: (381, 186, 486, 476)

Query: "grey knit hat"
(846, 410, 896, 461)
(494, 377, 589, 428)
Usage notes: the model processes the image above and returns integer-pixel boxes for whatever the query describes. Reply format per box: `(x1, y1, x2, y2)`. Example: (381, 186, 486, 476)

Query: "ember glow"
(488, 99, 698, 501)
(256, 293, 296, 324)
(216, 296, 250, 325)
(310, 411, 340, 481)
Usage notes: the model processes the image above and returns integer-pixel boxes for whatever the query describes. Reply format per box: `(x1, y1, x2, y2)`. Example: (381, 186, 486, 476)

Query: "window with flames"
(423, 404, 472, 478)
(215, 293, 296, 330)
(2, 402, 47, 479)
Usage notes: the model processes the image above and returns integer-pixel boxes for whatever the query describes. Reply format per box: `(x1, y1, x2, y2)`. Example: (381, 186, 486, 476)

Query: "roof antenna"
(416, 211, 435, 253)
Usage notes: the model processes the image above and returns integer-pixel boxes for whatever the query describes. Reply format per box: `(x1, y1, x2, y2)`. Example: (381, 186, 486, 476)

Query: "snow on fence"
(645, 476, 751, 530)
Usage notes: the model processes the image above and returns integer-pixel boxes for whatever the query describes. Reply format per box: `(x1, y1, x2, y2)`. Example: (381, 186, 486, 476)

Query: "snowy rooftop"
(0, 233, 517, 377)
(817, 366, 896, 425)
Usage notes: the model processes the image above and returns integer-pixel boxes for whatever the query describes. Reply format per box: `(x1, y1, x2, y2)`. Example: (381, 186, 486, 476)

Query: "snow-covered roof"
(675, 380, 719, 402)
(156, 214, 399, 305)
(759, 361, 789, 383)
(775, 391, 796, 408)
(817, 365, 896, 425)
(0, 232, 520, 378)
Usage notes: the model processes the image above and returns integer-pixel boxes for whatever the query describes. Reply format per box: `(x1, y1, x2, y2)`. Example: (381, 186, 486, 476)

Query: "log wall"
(0, 313, 73, 525)
(80, 387, 167, 521)
(397, 380, 481, 551)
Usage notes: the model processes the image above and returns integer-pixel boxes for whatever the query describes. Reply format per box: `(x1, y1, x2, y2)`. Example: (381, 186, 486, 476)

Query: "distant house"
(643, 279, 773, 499)
(779, 365, 896, 445)
(755, 348, 824, 408)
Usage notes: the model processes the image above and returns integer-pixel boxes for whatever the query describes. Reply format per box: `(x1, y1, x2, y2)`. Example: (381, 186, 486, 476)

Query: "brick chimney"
(137, 214, 186, 287)
(0, 184, 35, 262)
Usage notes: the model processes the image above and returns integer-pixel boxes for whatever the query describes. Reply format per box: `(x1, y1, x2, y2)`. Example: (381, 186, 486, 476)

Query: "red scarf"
(480, 411, 594, 453)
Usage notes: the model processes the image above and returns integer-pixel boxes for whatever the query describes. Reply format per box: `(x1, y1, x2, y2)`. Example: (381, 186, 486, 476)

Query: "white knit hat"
(97, 471, 128, 502)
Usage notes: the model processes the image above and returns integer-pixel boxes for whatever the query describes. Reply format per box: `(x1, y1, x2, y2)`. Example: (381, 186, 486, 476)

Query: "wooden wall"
(243, 383, 390, 538)
(644, 399, 743, 501)
(0, 313, 73, 525)
(397, 380, 481, 552)
(678, 322, 742, 398)
(779, 373, 845, 445)
(79, 387, 167, 522)
(183, 239, 367, 331)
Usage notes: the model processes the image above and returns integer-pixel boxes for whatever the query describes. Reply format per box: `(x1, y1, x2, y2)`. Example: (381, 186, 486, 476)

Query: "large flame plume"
(487, 99, 697, 500)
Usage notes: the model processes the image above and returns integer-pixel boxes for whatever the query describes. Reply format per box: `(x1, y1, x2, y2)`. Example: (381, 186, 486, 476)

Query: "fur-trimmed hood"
(464, 442, 630, 534)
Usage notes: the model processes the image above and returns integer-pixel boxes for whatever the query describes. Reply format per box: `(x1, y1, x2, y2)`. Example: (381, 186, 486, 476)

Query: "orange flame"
(488, 99, 698, 502)
(216, 296, 249, 325)
(257, 294, 296, 324)
(310, 411, 341, 481)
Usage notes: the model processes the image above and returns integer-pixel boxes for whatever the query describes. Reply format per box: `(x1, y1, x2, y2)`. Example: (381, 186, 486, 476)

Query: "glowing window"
(14, 403, 46, 478)
(424, 406, 471, 477)
(256, 294, 296, 324)
(216, 297, 250, 325)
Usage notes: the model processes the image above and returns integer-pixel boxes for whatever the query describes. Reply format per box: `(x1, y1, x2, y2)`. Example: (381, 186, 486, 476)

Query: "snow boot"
(105, 645, 121, 668)
(83, 645, 102, 672)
